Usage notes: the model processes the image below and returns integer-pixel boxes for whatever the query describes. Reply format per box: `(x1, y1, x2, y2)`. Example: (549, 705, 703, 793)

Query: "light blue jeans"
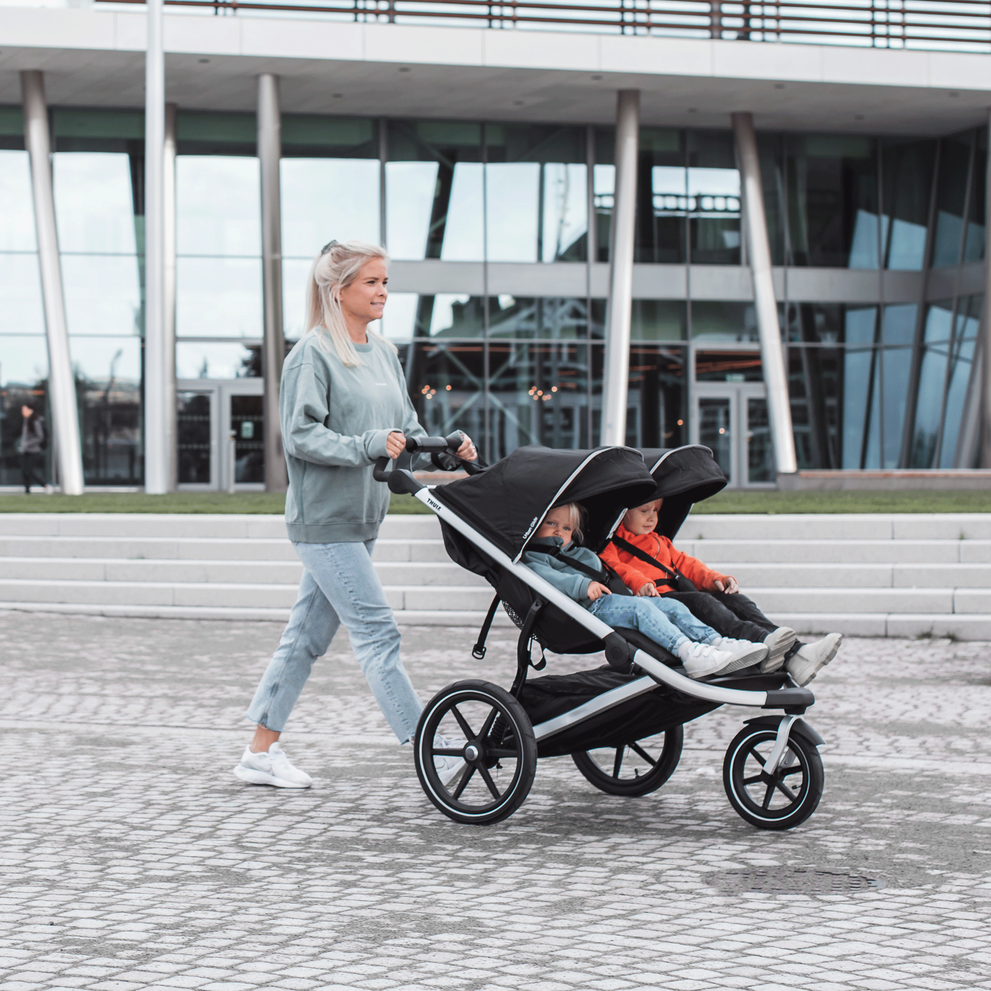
(589, 594, 719, 654)
(245, 539, 424, 744)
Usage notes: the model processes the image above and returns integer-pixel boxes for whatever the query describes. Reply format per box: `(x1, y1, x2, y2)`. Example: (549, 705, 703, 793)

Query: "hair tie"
(320, 240, 339, 255)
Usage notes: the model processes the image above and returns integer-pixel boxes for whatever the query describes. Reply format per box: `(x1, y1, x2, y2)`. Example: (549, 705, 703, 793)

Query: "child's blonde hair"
(553, 501, 585, 543)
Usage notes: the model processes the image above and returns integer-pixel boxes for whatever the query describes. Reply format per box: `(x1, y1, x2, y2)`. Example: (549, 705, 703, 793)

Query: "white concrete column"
(600, 89, 639, 448)
(143, 0, 168, 493)
(258, 73, 288, 491)
(732, 111, 797, 476)
(980, 111, 991, 468)
(21, 70, 84, 496)
(163, 102, 178, 489)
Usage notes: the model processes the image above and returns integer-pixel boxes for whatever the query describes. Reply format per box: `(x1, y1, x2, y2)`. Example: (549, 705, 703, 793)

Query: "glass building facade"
(1, 107, 986, 487)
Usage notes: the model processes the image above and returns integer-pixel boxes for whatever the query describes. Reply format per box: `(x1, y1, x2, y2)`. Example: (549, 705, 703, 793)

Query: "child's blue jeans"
(589, 594, 719, 654)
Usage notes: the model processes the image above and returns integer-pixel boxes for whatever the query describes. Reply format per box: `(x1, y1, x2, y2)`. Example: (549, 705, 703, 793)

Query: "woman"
(234, 239, 476, 789)
(19, 404, 47, 494)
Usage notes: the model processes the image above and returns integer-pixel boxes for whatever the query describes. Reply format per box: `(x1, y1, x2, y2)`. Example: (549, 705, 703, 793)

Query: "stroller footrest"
(762, 687, 815, 712)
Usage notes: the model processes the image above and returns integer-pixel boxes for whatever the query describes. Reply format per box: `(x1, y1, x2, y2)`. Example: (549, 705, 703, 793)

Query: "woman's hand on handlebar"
(455, 433, 477, 462)
(386, 431, 406, 460)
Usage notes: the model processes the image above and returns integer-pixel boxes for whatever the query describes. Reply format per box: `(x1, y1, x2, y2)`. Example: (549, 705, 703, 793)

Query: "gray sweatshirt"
(281, 332, 436, 543)
(521, 536, 607, 607)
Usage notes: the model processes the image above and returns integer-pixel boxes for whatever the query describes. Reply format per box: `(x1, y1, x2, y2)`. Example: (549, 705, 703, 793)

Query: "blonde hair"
(304, 239, 393, 368)
(553, 501, 586, 544)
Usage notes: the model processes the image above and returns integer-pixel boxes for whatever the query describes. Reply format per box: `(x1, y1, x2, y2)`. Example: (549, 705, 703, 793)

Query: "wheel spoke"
(477, 764, 502, 800)
(780, 765, 804, 778)
(486, 747, 520, 759)
(432, 748, 463, 757)
(761, 781, 775, 809)
(612, 746, 626, 778)
(743, 773, 764, 785)
(630, 742, 657, 766)
(449, 705, 476, 740)
(451, 764, 475, 799)
(479, 706, 500, 740)
(749, 748, 767, 767)
(773, 777, 799, 803)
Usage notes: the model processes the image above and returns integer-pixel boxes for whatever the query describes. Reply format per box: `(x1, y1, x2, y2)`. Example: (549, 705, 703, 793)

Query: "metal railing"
(100, 0, 991, 52)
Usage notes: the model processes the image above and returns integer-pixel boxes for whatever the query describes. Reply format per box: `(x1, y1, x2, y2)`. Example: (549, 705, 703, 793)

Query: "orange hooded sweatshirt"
(598, 523, 732, 595)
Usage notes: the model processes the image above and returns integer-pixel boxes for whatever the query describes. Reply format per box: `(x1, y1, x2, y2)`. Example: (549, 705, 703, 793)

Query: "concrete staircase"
(0, 513, 989, 638)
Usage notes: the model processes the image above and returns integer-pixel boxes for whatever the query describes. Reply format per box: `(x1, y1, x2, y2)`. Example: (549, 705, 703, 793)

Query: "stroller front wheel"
(723, 724, 824, 830)
(571, 726, 684, 797)
(414, 679, 537, 825)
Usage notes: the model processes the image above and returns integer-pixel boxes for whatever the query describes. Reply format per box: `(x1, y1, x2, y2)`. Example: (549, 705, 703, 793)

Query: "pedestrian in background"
(18, 404, 47, 494)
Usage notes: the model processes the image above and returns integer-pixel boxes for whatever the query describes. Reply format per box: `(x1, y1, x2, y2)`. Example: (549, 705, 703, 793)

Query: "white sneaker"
(760, 627, 796, 673)
(434, 735, 467, 787)
(786, 633, 843, 687)
(710, 637, 769, 673)
(677, 641, 736, 679)
(233, 742, 312, 789)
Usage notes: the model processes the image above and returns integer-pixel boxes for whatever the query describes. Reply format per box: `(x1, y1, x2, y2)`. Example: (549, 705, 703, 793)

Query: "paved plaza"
(1, 609, 990, 991)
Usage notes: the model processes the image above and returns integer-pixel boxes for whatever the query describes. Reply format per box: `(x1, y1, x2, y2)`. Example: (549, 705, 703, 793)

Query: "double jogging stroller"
(375, 437, 825, 830)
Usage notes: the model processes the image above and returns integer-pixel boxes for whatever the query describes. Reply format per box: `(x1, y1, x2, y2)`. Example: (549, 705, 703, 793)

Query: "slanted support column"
(258, 73, 288, 491)
(981, 111, 991, 468)
(732, 111, 797, 476)
(21, 70, 84, 495)
(600, 89, 639, 447)
(144, 0, 168, 493)
(164, 102, 178, 489)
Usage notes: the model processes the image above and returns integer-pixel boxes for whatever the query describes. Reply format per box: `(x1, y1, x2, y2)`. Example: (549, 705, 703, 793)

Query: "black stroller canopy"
(636, 445, 728, 540)
(436, 445, 658, 562)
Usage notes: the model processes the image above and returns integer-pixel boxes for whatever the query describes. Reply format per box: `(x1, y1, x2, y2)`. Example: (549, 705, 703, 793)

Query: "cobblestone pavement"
(2, 610, 990, 991)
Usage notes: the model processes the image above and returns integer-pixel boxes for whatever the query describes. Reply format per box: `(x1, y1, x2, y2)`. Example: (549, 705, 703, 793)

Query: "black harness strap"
(527, 546, 632, 596)
(610, 535, 697, 593)
(472, 592, 502, 659)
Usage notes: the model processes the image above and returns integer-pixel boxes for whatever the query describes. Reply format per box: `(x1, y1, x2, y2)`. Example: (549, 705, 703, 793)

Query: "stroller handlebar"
(373, 431, 486, 492)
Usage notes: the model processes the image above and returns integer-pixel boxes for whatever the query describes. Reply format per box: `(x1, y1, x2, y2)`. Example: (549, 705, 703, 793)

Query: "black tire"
(571, 726, 684, 797)
(414, 679, 537, 825)
(723, 724, 824, 830)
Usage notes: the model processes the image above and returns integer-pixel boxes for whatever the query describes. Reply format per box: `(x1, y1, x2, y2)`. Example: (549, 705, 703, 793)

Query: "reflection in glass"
(637, 128, 685, 264)
(61, 255, 142, 337)
(280, 158, 380, 258)
(879, 304, 917, 468)
(404, 340, 487, 452)
(71, 336, 142, 484)
(489, 342, 590, 458)
(176, 341, 261, 380)
(932, 134, 970, 267)
(176, 257, 263, 338)
(414, 295, 485, 338)
(691, 301, 759, 342)
(965, 134, 986, 263)
(688, 130, 741, 265)
(630, 300, 687, 341)
(53, 152, 138, 255)
(177, 392, 212, 485)
(231, 394, 265, 483)
(593, 163, 615, 262)
(0, 150, 38, 251)
(177, 156, 261, 256)
(0, 336, 48, 487)
(379, 291, 418, 341)
(489, 297, 589, 340)
(747, 398, 775, 483)
(386, 121, 483, 261)
(696, 351, 762, 382)
(909, 301, 953, 467)
(628, 344, 686, 448)
(0, 253, 45, 335)
(486, 162, 540, 262)
(786, 134, 878, 268)
(938, 294, 982, 468)
(841, 307, 879, 469)
(787, 344, 841, 469)
(699, 397, 732, 480)
(882, 138, 936, 271)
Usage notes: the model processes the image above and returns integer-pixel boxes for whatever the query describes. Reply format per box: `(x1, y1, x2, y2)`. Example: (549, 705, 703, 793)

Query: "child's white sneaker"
(760, 627, 796, 673)
(786, 633, 843, 686)
(233, 742, 312, 789)
(710, 637, 768, 673)
(677, 641, 735, 679)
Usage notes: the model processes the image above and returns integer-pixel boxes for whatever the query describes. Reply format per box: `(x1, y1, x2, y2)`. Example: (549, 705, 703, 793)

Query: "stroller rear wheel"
(414, 679, 537, 825)
(571, 726, 684, 797)
(723, 724, 824, 830)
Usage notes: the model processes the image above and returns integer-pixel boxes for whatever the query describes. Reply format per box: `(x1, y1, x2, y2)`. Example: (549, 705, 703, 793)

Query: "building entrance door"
(693, 383, 775, 488)
(176, 380, 265, 491)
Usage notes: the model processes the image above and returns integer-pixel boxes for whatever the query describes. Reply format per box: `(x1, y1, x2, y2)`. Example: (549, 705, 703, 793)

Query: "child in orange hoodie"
(599, 499, 842, 687)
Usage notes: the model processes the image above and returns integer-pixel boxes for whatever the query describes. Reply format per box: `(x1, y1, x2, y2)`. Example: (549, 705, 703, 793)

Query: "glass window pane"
(53, 152, 138, 255)
(486, 162, 540, 262)
(630, 300, 687, 341)
(787, 344, 841, 468)
(489, 341, 590, 458)
(403, 340, 487, 449)
(61, 255, 142, 337)
(0, 253, 45, 335)
(698, 397, 732, 479)
(386, 121, 482, 261)
(0, 150, 38, 251)
(909, 301, 954, 468)
(690, 301, 759, 342)
(281, 115, 377, 157)
(786, 134, 879, 268)
(747, 398, 775, 483)
(281, 257, 311, 342)
(882, 138, 936, 271)
(231, 394, 265, 483)
(840, 307, 879, 468)
(593, 162, 614, 263)
(176, 257, 263, 338)
(636, 128, 685, 264)
(0, 337, 49, 488)
(176, 341, 260, 379)
(410, 294, 485, 339)
(177, 156, 261, 257)
(965, 132, 985, 263)
(71, 336, 143, 485)
(177, 392, 212, 485)
(938, 336, 977, 467)
(488, 296, 589, 341)
(688, 131, 741, 265)
(881, 346, 914, 468)
(379, 291, 418, 342)
(542, 163, 588, 262)
(628, 344, 686, 448)
(280, 158, 380, 259)
(932, 134, 971, 267)
(695, 351, 763, 382)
